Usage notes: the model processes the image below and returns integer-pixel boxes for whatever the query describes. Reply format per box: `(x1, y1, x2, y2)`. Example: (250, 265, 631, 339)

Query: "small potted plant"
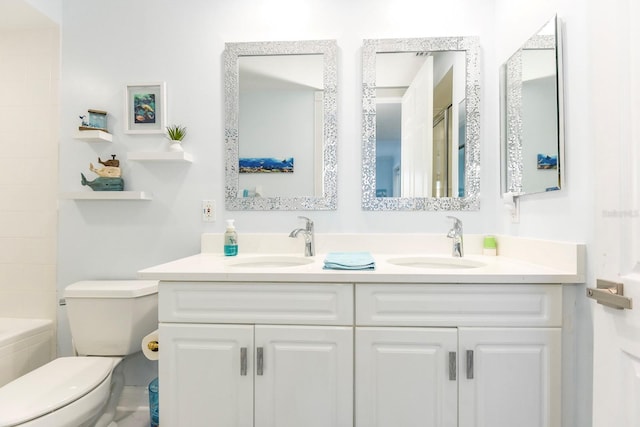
(166, 124, 187, 152)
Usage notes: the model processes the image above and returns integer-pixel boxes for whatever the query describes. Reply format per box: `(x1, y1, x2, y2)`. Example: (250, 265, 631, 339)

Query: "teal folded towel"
(324, 252, 375, 270)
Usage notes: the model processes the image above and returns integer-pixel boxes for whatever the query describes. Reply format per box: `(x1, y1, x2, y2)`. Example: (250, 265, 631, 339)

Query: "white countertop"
(138, 233, 585, 284)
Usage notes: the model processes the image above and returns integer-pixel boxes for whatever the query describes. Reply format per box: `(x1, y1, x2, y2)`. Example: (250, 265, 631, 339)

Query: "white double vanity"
(138, 233, 584, 427)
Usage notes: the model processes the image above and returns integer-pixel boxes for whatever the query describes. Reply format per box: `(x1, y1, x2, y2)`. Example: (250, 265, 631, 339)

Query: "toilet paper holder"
(587, 279, 633, 310)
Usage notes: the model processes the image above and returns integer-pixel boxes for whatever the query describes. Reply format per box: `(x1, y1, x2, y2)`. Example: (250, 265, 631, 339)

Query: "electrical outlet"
(202, 200, 215, 222)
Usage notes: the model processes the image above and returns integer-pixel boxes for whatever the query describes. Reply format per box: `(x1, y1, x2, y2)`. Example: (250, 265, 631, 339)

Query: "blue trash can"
(148, 377, 159, 427)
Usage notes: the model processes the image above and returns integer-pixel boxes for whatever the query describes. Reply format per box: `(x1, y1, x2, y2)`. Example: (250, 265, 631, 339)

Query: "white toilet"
(0, 280, 158, 427)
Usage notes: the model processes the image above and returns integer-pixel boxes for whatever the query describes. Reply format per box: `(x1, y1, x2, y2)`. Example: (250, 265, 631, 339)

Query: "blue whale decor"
(80, 155, 124, 191)
(80, 174, 124, 191)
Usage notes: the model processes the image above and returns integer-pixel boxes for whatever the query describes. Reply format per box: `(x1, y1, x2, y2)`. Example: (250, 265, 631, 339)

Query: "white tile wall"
(0, 26, 59, 323)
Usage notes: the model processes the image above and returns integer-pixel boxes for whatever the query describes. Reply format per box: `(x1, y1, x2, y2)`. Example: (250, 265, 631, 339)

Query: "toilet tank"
(64, 280, 158, 356)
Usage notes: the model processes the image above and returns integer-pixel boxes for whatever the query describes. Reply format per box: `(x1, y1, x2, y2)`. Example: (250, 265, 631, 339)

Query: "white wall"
(495, 0, 592, 242)
(25, 0, 61, 25)
(0, 23, 59, 324)
(57, 0, 500, 353)
(494, 1, 593, 426)
(521, 75, 559, 193)
(56, 0, 597, 412)
(239, 89, 315, 197)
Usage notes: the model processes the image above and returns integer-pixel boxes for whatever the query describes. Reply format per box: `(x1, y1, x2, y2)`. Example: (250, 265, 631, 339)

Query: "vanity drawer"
(160, 282, 353, 325)
(356, 284, 562, 327)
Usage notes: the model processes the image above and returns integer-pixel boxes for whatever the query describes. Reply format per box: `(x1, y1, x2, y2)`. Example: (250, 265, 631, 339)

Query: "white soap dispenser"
(224, 219, 238, 256)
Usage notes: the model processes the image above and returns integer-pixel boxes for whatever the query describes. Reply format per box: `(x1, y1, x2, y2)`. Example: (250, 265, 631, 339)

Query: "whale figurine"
(98, 155, 120, 167)
(80, 173, 124, 191)
(90, 163, 121, 178)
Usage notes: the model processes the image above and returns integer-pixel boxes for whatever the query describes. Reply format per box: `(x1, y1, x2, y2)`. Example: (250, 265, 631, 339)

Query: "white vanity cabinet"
(158, 280, 564, 427)
(356, 327, 459, 427)
(457, 327, 561, 427)
(141, 234, 584, 427)
(161, 323, 253, 426)
(355, 284, 563, 427)
(158, 282, 354, 427)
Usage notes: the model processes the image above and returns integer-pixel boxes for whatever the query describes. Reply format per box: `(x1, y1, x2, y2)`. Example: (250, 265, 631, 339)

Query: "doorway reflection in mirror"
(375, 51, 465, 199)
(362, 36, 480, 211)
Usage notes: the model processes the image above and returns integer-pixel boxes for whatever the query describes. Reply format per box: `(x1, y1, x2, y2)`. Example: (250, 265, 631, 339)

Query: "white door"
(355, 327, 458, 427)
(458, 327, 561, 427)
(590, 273, 640, 427)
(159, 323, 253, 427)
(591, 0, 640, 426)
(401, 55, 434, 197)
(254, 325, 353, 427)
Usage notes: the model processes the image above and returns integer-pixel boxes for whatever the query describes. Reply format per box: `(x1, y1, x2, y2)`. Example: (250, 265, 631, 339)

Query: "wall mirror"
(224, 40, 337, 210)
(501, 16, 564, 195)
(361, 37, 480, 211)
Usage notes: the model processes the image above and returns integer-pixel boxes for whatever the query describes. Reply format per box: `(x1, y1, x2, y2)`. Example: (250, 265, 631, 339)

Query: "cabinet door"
(160, 323, 253, 427)
(355, 327, 458, 427)
(254, 325, 353, 427)
(458, 327, 561, 427)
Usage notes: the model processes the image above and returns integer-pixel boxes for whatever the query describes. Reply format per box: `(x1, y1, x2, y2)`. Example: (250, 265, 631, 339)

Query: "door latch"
(587, 279, 633, 310)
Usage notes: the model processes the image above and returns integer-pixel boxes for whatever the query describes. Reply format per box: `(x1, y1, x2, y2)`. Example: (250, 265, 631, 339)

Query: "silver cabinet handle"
(256, 347, 264, 376)
(466, 350, 474, 379)
(448, 351, 457, 381)
(240, 347, 247, 376)
(587, 279, 633, 310)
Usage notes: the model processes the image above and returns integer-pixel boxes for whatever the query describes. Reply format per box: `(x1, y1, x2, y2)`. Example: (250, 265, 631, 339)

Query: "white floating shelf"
(74, 130, 113, 142)
(127, 151, 193, 162)
(60, 191, 152, 200)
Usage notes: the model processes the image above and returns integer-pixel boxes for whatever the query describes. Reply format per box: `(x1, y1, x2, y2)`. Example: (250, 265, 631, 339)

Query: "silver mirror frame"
(501, 16, 564, 195)
(361, 37, 481, 211)
(224, 40, 338, 210)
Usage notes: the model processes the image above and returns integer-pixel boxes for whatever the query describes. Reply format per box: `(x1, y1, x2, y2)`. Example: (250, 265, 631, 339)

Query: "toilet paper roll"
(142, 329, 159, 361)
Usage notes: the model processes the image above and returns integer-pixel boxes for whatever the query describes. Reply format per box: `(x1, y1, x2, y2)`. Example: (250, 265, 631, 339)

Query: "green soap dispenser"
(224, 219, 238, 256)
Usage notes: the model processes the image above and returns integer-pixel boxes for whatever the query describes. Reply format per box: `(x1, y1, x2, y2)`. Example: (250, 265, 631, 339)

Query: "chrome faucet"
(446, 216, 464, 257)
(289, 216, 315, 257)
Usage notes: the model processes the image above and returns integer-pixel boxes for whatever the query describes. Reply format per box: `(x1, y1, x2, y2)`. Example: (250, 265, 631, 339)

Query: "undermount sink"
(386, 256, 486, 269)
(226, 255, 314, 268)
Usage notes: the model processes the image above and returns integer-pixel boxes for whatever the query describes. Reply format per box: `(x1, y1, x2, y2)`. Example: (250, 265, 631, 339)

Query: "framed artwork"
(239, 157, 294, 173)
(124, 82, 166, 134)
(537, 154, 558, 169)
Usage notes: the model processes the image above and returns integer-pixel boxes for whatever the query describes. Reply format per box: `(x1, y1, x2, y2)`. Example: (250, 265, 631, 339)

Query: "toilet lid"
(0, 357, 114, 426)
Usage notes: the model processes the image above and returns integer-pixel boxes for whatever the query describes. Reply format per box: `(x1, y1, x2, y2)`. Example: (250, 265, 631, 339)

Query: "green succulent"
(166, 124, 187, 141)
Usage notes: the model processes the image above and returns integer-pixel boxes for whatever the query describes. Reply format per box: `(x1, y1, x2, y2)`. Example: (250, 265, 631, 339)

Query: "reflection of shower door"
(393, 165, 401, 197)
(313, 91, 324, 197)
(432, 106, 452, 197)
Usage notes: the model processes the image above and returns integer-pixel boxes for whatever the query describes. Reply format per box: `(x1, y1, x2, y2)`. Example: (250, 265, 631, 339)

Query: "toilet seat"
(0, 357, 116, 426)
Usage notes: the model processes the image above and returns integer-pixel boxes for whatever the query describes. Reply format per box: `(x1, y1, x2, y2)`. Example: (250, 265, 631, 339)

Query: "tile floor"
(114, 386, 152, 427)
